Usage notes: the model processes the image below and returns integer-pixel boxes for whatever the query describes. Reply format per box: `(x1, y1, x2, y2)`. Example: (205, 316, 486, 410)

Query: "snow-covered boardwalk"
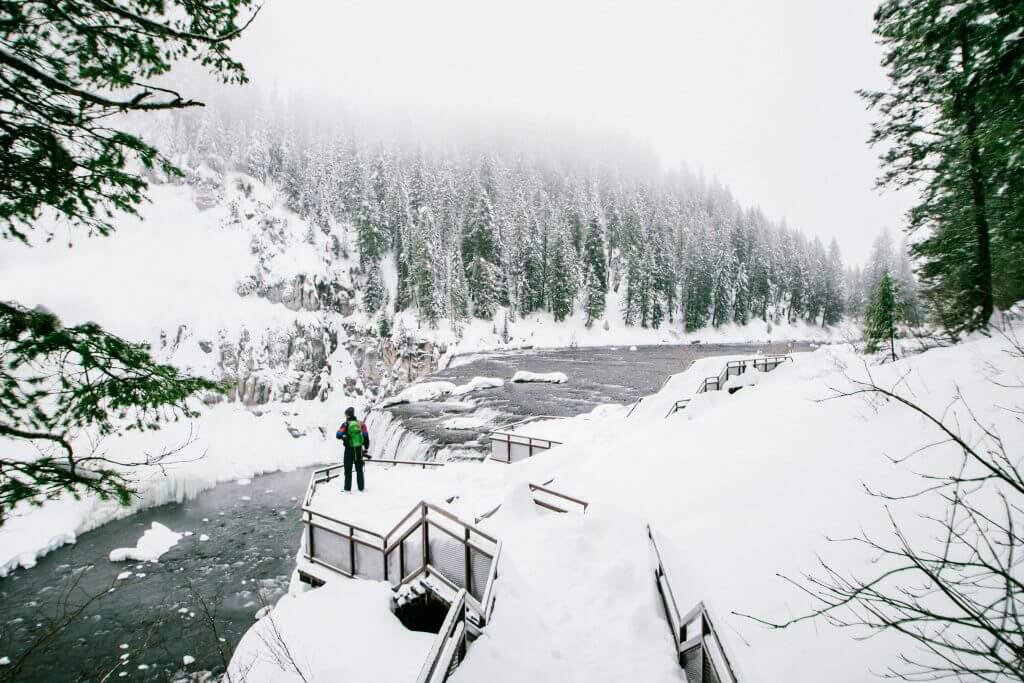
(293, 463, 688, 683)
(229, 339, 1024, 682)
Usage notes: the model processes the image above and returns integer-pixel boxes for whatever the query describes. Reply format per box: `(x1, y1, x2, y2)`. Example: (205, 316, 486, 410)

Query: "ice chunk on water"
(109, 523, 182, 563)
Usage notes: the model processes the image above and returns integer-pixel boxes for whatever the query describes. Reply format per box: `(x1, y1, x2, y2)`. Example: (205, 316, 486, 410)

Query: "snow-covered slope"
(233, 324, 1024, 681)
(0, 170, 370, 575)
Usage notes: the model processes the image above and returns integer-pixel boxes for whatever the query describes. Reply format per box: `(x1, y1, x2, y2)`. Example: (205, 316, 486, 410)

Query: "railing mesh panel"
(400, 531, 424, 582)
(509, 442, 532, 462)
(469, 547, 492, 602)
(681, 644, 722, 683)
(682, 644, 703, 683)
(354, 541, 384, 580)
(490, 438, 509, 460)
(310, 525, 352, 575)
(430, 533, 467, 590)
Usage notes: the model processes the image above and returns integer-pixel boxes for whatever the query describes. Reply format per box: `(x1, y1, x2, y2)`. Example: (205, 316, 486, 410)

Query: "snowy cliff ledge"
(233, 324, 1023, 682)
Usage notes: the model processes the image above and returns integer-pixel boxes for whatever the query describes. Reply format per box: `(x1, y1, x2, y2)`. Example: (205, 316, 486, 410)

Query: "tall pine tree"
(581, 212, 607, 327)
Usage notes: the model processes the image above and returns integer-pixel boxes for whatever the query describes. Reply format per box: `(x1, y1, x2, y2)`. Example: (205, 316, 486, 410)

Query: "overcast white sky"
(234, 0, 912, 265)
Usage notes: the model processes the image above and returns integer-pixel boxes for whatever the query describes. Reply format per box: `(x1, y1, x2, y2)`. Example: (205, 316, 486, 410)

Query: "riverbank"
(0, 467, 316, 681)
(0, 402, 344, 578)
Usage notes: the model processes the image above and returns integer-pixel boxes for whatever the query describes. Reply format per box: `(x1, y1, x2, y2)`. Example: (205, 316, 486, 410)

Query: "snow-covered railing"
(648, 526, 740, 682)
(365, 458, 446, 469)
(304, 462, 441, 506)
(665, 355, 793, 417)
(487, 415, 564, 463)
(301, 469, 502, 621)
(474, 481, 590, 523)
(415, 589, 469, 683)
(383, 501, 501, 625)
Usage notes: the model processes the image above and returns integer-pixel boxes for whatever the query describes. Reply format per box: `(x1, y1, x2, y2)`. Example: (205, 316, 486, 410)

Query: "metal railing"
(487, 416, 564, 463)
(648, 526, 740, 682)
(382, 501, 501, 623)
(304, 461, 441, 506)
(301, 471, 502, 625)
(665, 355, 793, 417)
(416, 589, 469, 683)
(474, 480, 590, 523)
(366, 458, 446, 469)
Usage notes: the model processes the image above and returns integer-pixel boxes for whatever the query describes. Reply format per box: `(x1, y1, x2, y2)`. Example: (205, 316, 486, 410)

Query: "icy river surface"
(0, 342, 808, 681)
(374, 342, 808, 461)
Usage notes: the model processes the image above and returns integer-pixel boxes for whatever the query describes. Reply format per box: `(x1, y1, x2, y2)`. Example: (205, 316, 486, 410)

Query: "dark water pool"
(0, 468, 314, 682)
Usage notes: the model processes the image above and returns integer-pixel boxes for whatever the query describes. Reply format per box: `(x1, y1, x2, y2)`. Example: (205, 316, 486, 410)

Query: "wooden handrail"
(416, 589, 468, 683)
(667, 355, 794, 416)
(365, 458, 445, 468)
(528, 483, 590, 511)
(488, 431, 563, 446)
(648, 524, 741, 682)
(476, 482, 590, 523)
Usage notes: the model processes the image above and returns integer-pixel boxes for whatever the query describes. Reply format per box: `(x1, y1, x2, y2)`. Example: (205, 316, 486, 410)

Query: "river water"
(378, 342, 806, 460)
(0, 343, 807, 681)
(0, 468, 311, 682)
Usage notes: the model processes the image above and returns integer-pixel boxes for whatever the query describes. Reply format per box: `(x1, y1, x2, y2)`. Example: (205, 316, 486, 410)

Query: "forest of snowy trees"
(150, 101, 918, 334)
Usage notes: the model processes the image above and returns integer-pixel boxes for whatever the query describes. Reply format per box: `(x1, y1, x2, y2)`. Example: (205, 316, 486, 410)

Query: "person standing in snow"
(336, 407, 370, 492)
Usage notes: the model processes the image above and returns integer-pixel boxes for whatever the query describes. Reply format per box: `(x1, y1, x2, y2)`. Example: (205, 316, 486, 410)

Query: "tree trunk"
(960, 28, 995, 328)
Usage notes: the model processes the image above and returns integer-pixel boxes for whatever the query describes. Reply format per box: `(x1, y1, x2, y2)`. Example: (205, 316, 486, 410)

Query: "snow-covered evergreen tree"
(581, 212, 607, 327)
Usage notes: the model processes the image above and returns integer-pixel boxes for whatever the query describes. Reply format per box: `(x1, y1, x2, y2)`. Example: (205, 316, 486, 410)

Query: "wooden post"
(349, 524, 356, 576)
(464, 527, 472, 594)
(421, 502, 429, 572)
(306, 511, 315, 560)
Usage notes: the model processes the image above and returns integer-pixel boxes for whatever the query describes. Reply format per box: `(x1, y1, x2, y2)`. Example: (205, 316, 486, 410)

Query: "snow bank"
(379, 381, 457, 406)
(453, 503, 681, 682)
(511, 371, 568, 384)
(451, 376, 504, 396)
(109, 522, 183, 563)
(228, 580, 433, 682)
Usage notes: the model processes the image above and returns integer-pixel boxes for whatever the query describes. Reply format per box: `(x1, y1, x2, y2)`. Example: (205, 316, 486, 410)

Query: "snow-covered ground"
(235, 324, 1024, 682)
(227, 580, 433, 682)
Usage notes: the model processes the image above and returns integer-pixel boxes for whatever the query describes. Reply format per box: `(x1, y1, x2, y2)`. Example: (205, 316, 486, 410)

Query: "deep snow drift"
(235, 324, 1024, 682)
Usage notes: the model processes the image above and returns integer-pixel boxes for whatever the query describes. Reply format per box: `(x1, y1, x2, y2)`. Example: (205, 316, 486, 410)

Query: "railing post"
(464, 527, 472, 594)
(421, 502, 429, 572)
(306, 510, 314, 560)
(349, 524, 356, 577)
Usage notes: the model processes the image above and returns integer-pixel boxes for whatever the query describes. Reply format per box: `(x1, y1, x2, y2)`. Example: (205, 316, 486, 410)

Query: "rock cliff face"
(164, 166, 441, 411)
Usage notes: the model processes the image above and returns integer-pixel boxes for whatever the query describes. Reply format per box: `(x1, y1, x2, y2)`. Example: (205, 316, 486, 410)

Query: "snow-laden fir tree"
(864, 271, 899, 362)
(462, 184, 500, 318)
(581, 211, 608, 327)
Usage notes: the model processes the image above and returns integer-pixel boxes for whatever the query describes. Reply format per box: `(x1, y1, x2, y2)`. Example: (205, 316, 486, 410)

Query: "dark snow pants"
(344, 446, 364, 491)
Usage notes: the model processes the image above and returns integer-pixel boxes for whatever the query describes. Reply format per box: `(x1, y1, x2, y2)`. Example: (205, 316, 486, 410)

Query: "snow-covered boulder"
(441, 416, 487, 431)
(451, 376, 504, 396)
(380, 381, 457, 407)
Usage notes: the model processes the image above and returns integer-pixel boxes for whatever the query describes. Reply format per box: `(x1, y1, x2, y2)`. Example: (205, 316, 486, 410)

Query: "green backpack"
(346, 420, 364, 448)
